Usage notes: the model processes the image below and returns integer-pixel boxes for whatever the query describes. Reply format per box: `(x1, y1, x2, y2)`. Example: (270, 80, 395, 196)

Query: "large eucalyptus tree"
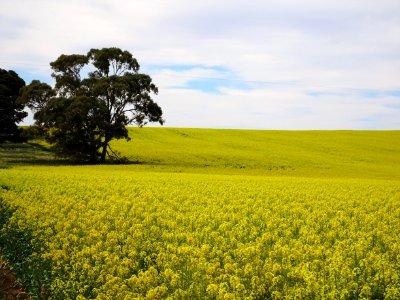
(19, 48, 164, 162)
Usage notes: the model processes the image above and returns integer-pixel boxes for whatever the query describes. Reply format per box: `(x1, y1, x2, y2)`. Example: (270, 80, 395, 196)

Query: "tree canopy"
(19, 48, 164, 163)
(0, 69, 26, 142)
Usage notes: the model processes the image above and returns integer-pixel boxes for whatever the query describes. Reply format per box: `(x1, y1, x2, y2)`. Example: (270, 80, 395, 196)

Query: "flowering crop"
(1, 166, 399, 299)
(0, 129, 399, 299)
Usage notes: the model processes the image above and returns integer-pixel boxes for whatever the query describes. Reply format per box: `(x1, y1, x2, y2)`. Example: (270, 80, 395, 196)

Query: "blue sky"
(1, 0, 399, 129)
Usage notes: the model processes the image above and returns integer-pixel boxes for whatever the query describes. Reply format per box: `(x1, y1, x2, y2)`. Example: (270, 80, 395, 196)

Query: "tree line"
(0, 47, 164, 163)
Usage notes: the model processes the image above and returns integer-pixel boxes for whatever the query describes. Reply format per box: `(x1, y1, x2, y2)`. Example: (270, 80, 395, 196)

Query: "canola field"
(0, 128, 400, 299)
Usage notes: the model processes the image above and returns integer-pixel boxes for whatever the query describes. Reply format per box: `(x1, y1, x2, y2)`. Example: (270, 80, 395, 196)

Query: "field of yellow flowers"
(0, 129, 399, 299)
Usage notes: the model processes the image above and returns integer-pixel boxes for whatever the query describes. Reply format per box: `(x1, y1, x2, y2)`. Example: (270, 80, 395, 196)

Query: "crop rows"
(1, 166, 399, 299)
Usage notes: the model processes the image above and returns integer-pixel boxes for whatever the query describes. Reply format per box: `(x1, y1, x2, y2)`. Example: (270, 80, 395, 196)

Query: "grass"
(0, 141, 58, 168)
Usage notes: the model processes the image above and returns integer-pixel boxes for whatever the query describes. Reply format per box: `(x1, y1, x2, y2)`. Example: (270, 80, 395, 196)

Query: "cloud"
(2, 0, 400, 129)
(156, 86, 400, 129)
(149, 65, 252, 94)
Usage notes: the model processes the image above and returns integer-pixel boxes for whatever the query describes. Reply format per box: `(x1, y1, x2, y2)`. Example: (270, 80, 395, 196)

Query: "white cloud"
(156, 87, 400, 129)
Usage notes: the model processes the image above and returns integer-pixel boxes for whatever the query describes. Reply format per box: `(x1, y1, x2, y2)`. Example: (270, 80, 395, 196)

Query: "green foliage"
(87, 48, 139, 77)
(50, 54, 88, 96)
(20, 126, 46, 141)
(39, 96, 108, 161)
(18, 80, 55, 114)
(18, 48, 164, 163)
(0, 69, 26, 142)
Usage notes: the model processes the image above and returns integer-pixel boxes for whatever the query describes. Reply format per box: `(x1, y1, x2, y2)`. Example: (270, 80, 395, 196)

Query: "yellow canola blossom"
(0, 166, 400, 299)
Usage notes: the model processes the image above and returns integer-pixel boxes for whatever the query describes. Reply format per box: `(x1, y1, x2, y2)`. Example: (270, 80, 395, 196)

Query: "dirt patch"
(0, 267, 30, 300)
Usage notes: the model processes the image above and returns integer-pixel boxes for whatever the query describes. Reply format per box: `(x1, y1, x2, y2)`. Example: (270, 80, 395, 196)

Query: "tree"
(19, 48, 164, 162)
(0, 69, 26, 142)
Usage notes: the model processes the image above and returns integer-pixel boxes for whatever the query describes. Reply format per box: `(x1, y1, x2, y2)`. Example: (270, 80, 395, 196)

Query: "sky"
(1, 0, 399, 129)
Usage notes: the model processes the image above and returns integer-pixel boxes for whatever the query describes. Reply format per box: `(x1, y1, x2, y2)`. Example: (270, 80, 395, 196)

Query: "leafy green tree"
(19, 48, 164, 162)
(0, 69, 26, 142)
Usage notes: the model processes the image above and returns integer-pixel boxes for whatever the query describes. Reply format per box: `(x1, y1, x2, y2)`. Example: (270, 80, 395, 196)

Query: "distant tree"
(0, 69, 26, 142)
(19, 48, 164, 162)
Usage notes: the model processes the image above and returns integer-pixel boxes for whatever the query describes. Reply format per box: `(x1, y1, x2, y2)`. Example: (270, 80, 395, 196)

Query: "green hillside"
(1, 128, 399, 179)
(111, 128, 400, 179)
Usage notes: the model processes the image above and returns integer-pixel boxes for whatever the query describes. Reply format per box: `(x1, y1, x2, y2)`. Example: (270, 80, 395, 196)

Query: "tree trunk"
(99, 139, 110, 163)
